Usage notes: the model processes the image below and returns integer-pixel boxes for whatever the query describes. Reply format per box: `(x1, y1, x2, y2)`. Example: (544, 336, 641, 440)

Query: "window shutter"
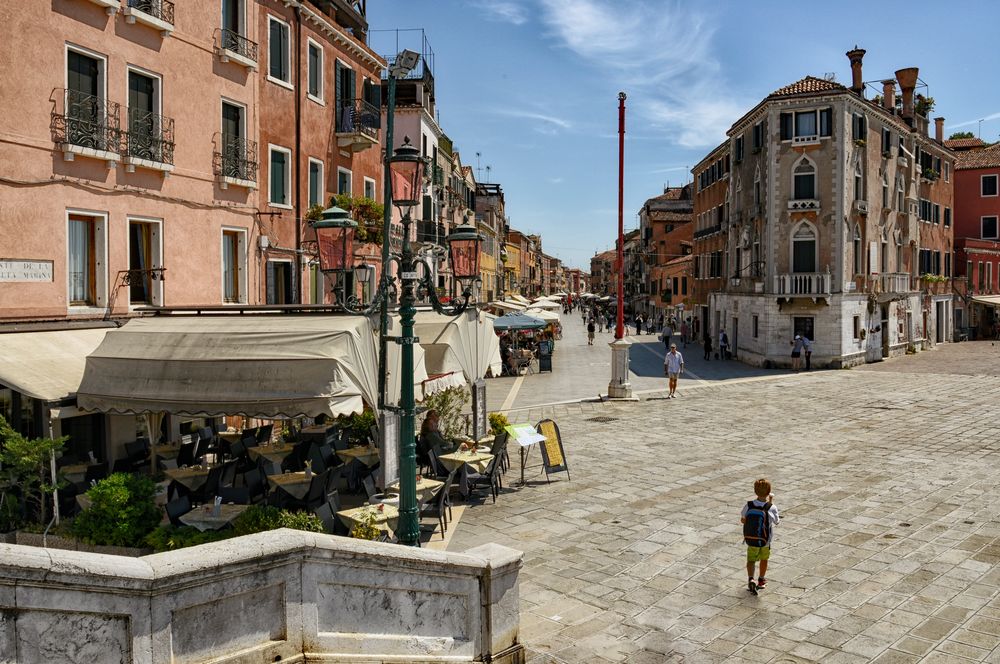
(779, 113, 792, 141)
(422, 194, 432, 222)
(334, 62, 342, 114)
(820, 108, 833, 136)
(348, 68, 356, 103)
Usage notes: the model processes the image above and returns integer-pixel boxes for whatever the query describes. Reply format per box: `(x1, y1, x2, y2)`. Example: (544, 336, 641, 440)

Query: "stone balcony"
(787, 199, 820, 212)
(880, 272, 912, 293)
(774, 271, 831, 297)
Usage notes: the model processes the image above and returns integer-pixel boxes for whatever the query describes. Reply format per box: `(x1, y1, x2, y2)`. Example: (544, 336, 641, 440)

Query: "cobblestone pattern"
(452, 368, 1000, 663)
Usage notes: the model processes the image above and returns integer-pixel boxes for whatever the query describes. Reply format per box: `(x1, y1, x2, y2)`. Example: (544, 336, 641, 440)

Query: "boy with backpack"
(740, 478, 780, 595)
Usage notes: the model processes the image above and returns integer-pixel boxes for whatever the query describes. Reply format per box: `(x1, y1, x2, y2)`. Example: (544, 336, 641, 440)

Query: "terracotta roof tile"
(769, 76, 846, 99)
(956, 143, 1000, 170)
(945, 138, 987, 150)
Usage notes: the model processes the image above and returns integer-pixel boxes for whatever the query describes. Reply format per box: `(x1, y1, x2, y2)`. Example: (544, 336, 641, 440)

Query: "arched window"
(896, 176, 905, 211)
(792, 223, 817, 273)
(881, 230, 888, 274)
(735, 175, 742, 211)
(895, 230, 904, 272)
(881, 172, 889, 208)
(753, 166, 762, 211)
(854, 160, 864, 201)
(752, 231, 761, 276)
(853, 225, 863, 275)
(793, 158, 815, 200)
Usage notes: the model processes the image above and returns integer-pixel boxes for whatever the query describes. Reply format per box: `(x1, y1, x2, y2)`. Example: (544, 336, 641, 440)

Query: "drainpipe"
(293, 7, 303, 302)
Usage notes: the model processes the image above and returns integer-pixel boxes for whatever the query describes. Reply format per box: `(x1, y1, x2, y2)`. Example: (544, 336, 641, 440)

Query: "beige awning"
(525, 308, 560, 322)
(529, 299, 561, 310)
(397, 309, 503, 383)
(487, 300, 525, 313)
(0, 328, 110, 402)
(972, 295, 1000, 307)
(77, 315, 379, 418)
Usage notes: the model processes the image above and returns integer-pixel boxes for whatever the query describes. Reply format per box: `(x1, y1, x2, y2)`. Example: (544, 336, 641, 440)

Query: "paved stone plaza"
(455, 319, 1000, 663)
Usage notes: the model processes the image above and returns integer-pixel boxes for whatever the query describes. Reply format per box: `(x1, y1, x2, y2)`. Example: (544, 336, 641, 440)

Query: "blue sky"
(367, 1, 1000, 270)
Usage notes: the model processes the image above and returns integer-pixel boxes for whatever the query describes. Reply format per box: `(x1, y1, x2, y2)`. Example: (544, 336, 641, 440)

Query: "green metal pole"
(396, 210, 419, 547)
(377, 76, 396, 410)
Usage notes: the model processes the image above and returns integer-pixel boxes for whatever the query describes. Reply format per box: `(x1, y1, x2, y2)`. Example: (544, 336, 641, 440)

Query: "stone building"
(475, 182, 506, 301)
(701, 48, 954, 368)
(590, 249, 616, 297)
(639, 185, 694, 326)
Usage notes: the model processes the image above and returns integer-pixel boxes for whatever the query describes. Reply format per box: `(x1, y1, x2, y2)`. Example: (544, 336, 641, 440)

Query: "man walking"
(802, 335, 813, 371)
(663, 343, 684, 399)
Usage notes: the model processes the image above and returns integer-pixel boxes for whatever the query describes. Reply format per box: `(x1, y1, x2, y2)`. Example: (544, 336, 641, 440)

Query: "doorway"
(731, 317, 739, 360)
(935, 301, 944, 343)
(881, 304, 890, 358)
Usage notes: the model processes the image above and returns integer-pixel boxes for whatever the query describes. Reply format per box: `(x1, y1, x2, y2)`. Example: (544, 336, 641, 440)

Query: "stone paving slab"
(451, 364, 1000, 663)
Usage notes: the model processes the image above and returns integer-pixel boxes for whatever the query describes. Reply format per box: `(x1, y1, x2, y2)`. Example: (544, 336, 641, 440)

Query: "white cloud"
(475, 1, 527, 25)
(949, 112, 1000, 129)
(493, 108, 573, 132)
(538, 0, 743, 148)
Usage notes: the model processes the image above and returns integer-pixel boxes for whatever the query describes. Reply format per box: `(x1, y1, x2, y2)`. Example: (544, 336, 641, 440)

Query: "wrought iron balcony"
(219, 29, 258, 69)
(774, 272, 831, 297)
(54, 88, 122, 164)
(125, 108, 174, 171)
(335, 98, 380, 152)
(124, 0, 174, 35)
(215, 136, 258, 188)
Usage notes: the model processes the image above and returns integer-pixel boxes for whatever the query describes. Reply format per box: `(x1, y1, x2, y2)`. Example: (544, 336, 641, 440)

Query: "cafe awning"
(972, 295, 1000, 307)
(0, 327, 110, 402)
(398, 310, 503, 384)
(487, 300, 524, 313)
(77, 315, 379, 419)
(525, 308, 560, 322)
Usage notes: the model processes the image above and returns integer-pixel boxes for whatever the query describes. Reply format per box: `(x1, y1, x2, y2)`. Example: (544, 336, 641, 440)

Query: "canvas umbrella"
(492, 312, 547, 331)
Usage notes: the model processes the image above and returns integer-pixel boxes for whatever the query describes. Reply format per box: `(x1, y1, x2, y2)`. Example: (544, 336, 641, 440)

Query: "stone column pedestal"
(607, 337, 633, 399)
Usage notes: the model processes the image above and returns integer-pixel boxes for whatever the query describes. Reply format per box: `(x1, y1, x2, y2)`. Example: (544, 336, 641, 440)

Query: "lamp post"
(311, 136, 482, 547)
(608, 91, 633, 399)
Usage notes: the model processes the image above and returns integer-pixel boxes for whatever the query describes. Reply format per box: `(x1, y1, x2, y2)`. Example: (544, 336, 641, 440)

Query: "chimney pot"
(934, 117, 944, 143)
(846, 47, 867, 95)
(881, 80, 897, 112)
(895, 67, 919, 120)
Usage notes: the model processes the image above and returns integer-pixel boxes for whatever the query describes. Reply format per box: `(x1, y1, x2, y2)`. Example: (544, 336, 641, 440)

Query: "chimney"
(881, 80, 896, 112)
(895, 67, 919, 121)
(934, 117, 944, 143)
(846, 46, 866, 95)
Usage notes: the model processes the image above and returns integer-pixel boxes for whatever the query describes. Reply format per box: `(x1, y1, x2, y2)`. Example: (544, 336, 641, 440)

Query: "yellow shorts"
(746, 545, 770, 562)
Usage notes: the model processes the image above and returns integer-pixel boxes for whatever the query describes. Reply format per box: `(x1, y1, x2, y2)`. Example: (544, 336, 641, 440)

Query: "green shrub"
(422, 386, 470, 439)
(488, 412, 510, 437)
(0, 415, 66, 526)
(232, 505, 323, 537)
(335, 409, 377, 444)
(72, 473, 162, 547)
(145, 525, 229, 552)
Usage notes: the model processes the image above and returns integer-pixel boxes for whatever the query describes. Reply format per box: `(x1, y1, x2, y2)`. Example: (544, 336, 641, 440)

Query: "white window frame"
(126, 215, 164, 307)
(221, 227, 248, 304)
(790, 220, 818, 273)
(221, 97, 247, 137)
(337, 166, 352, 195)
(124, 64, 162, 117)
(66, 208, 109, 311)
(65, 43, 108, 100)
(306, 37, 324, 104)
(791, 156, 817, 201)
(983, 174, 999, 198)
(266, 257, 295, 305)
(266, 15, 293, 89)
(307, 157, 324, 208)
(268, 144, 292, 208)
(363, 176, 377, 201)
(983, 216, 999, 240)
(943, 161, 950, 182)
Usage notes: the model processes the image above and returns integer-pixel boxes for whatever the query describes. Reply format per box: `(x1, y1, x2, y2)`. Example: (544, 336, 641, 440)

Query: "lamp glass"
(389, 138, 425, 210)
(447, 224, 483, 280)
(316, 224, 354, 272)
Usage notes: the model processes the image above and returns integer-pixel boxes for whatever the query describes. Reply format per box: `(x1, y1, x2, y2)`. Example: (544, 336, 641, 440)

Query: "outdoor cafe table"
(337, 504, 399, 536)
(217, 431, 243, 446)
(337, 445, 380, 467)
(59, 462, 91, 484)
(178, 504, 248, 532)
(164, 466, 214, 492)
(386, 477, 443, 504)
(299, 425, 331, 443)
(247, 442, 297, 465)
(438, 450, 494, 474)
(267, 471, 312, 499)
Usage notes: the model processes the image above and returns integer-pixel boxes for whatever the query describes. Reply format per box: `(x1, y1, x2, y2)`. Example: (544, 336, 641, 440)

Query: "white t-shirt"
(664, 351, 684, 374)
(740, 499, 781, 545)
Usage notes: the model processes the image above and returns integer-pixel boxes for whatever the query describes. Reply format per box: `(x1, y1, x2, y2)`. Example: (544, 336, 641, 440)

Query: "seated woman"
(420, 410, 457, 458)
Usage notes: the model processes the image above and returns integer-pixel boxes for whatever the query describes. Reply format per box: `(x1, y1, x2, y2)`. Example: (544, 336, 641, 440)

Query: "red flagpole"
(615, 92, 626, 340)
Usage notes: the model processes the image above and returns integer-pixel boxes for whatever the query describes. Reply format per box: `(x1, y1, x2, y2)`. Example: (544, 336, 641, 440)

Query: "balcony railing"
(125, 0, 174, 32)
(693, 224, 722, 239)
(880, 272, 911, 293)
(432, 164, 444, 187)
(853, 199, 868, 215)
(125, 108, 174, 167)
(220, 29, 258, 66)
(787, 199, 820, 211)
(336, 98, 380, 138)
(54, 88, 122, 157)
(774, 272, 830, 296)
(216, 136, 258, 185)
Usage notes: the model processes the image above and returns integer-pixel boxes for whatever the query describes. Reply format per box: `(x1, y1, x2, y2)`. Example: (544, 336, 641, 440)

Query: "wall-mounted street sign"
(0, 260, 53, 282)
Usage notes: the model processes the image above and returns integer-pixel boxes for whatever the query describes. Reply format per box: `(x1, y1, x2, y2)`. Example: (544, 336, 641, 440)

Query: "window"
(983, 175, 998, 197)
(734, 135, 744, 163)
(681, 276, 687, 295)
(882, 173, 889, 208)
(221, 229, 247, 303)
(897, 177, 905, 211)
(308, 158, 324, 207)
(672, 277, 679, 296)
(126, 67, 163, 162)
(944, 162, 950, 182)
(967, 260, 973, 287)
(363, 177, 376, 200)
(268, 16, 291, 85)
(983, 216, 999, 239)
(853, 225, 862, 275)
(127, 218, 161, 306)
(67, 212, 106, 307)
(793, 317, 814, 341)
(853, 316, 861, 339)
(944, 207, 951, 227)
(793, 159, 816, 200)
(306, 39, 323, 101)
(66, 47, 108, 151)
(337, 167, 352, 195)
(945, 252, 951, 278)
(989, 263, 994, 292)
(795, 111, 816, 137)
(752, 315, 759, 338)
(335, 61, 356, 125)
(792, 224, 817, 273)
(881, 128, 892, 154)
(266, 260, 294, 304)
(222, 0, 244, 35)
(852, 114, 866, 141)
(819, 108, 832, 136)
(854, 161, 863, 201)
(979, 261, 986, 290)
(932, 204, 940, 225)
(754, 168, 762, 210)
(896, 233, 903, 272)
(752, 121, 763, 150)
(269, 145, 291, 206)
(881, 232, 888, 275)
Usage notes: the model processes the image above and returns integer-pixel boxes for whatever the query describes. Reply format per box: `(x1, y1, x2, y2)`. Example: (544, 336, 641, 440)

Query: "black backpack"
(743, 501, 772, 547)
